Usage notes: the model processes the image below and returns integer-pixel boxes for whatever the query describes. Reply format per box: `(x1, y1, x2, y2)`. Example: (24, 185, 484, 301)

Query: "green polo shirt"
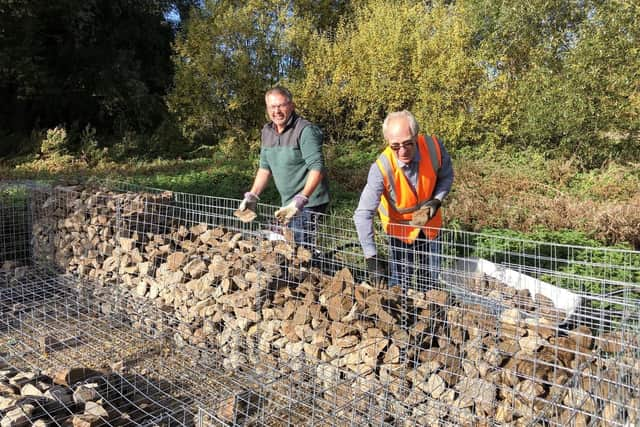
(259, 113, 330, 207)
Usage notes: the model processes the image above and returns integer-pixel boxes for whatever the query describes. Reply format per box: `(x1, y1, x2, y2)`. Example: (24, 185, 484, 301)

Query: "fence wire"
(0, 180, 638, 426)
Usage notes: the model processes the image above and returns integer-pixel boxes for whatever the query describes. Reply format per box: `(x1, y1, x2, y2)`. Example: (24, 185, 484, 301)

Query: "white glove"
(274, 194, 308, 224)
(234, 192, 259, 223)
(238, 192, 259, 212)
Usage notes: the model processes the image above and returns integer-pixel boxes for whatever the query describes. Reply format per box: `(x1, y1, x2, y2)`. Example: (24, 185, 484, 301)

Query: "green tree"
(556, 1, 640, 164)
(280, 0, 354, 80)
(167, 0, 284, 145)
(167, 0, 352, 146)
(0, 0, 177, 147)
(292, 0, 483, 147)
(463, 0, 640, 164)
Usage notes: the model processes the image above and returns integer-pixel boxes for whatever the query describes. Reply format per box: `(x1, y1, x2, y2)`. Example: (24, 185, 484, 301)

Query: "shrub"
(40, 126, 68, 156)
(293, 0, 482, 147)
(78, 124, 108, 166)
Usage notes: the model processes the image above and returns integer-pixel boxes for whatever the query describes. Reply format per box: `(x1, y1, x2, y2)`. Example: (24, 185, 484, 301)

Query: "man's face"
(266, 93, 294, 130)
(385, 117, 416, 164)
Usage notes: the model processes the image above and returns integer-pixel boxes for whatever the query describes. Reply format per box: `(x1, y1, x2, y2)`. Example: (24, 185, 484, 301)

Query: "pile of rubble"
(0, 364, 183, 426)
(23, 185, 639, 426)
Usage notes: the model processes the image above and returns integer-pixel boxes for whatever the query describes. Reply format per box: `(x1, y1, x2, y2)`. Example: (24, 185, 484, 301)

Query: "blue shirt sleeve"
(353, 163, 384, 258)
(433, 140, 454, 201)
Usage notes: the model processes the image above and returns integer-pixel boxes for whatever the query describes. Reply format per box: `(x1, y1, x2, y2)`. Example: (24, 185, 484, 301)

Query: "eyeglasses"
(389, 139, 415, 151)
(268, 102, 291, 112)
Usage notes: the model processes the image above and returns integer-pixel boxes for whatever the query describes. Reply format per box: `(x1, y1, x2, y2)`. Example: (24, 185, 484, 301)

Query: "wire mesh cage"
(0, 180, 638, 426)
(0, 183, 33, 267)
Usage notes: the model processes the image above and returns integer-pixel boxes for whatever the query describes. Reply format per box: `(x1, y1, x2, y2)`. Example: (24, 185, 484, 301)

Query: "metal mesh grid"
(0, 180, 638, 426)
(0, 267, 354, 426)
(0, 186, 32, 266)
(0, 269, 412, 426)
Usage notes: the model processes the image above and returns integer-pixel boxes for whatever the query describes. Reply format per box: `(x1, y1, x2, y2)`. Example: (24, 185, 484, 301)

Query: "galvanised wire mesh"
(0, 180, 638, 426)
(0, 182, 34, 267)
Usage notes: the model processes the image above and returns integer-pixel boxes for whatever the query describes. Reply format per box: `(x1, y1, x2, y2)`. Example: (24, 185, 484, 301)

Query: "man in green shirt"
(237, 86, 330, 247)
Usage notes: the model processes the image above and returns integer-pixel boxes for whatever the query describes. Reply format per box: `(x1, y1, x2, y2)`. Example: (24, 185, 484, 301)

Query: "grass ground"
(1, 144, 639, 250)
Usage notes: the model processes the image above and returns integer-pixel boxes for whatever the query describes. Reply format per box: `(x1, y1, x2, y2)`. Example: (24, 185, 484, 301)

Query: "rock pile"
(0, 364, 179, 426)
(23, 185, 639, 426)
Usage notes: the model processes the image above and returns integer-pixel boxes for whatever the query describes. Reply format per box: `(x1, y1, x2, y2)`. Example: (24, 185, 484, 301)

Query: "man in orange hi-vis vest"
(353, 110, 454, 291)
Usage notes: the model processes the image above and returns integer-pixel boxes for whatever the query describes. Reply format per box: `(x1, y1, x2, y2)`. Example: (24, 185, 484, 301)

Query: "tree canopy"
(0, 0, 177, 136)
(1, 0, 638, 166)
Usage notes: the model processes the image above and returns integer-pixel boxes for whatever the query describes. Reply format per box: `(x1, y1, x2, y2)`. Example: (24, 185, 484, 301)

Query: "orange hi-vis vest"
(376, 134, 443, 243)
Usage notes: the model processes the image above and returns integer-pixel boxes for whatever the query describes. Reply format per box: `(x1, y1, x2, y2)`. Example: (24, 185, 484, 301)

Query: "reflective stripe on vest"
(376, 134, 443, 243)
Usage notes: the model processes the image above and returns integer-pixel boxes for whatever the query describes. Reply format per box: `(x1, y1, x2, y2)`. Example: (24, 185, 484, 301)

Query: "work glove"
(366, 256, 387, 287)
(234, 192, 259, 223)
(239, 192, 259, 212)
(410, 198, 441, 226)
(274, 194, 308, 225)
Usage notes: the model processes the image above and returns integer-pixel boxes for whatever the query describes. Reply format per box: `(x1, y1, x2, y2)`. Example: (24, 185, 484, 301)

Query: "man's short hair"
(383, 110, 419, 138)
(265, 86, 293, 102)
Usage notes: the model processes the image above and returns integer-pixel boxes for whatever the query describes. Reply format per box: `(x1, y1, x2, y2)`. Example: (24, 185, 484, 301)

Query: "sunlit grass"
(1, 144, 638, 248)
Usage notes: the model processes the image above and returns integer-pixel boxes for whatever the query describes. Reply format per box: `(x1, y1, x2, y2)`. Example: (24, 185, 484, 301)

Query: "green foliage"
(0, 187, 28, 204)
(279, 0, 354, 82)
(323, 139, 379, 214)
(556, 247, 640, 309)
(168, 0, 352, 146)
(129, 156, 281, 204)
(77, 124, 107, 167)
(40, 127, 69, 156)
(0, 0, 175, 139)
(293, 0, 484, 146)
(557, 1, 640, 166)
(462, 0, 640, 166)
(216, 128, 262, 163)
(167, 0, 286, 145)
(297, 0, 615, 150)
(4, 0, 638, 167)
(569, 163, 640, 201)
(294, 0, 526, 149)
(470, 227, 640, 312)
(473, 228, 600, 264)
(25, 125, 87, 174)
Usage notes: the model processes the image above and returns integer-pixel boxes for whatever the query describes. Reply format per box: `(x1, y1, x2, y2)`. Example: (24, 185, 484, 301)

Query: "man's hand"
(410, 198, 441, 226)
(366, 256, 387, 286)
(239, 192, 259, 211)
(274, 194, 308, 224)
(234, 192, 259, 223)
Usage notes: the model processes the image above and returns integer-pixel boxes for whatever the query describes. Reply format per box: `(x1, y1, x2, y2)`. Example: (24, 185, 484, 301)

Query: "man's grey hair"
(265, 86, 293, 103)
(383, 110, 419, 138)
